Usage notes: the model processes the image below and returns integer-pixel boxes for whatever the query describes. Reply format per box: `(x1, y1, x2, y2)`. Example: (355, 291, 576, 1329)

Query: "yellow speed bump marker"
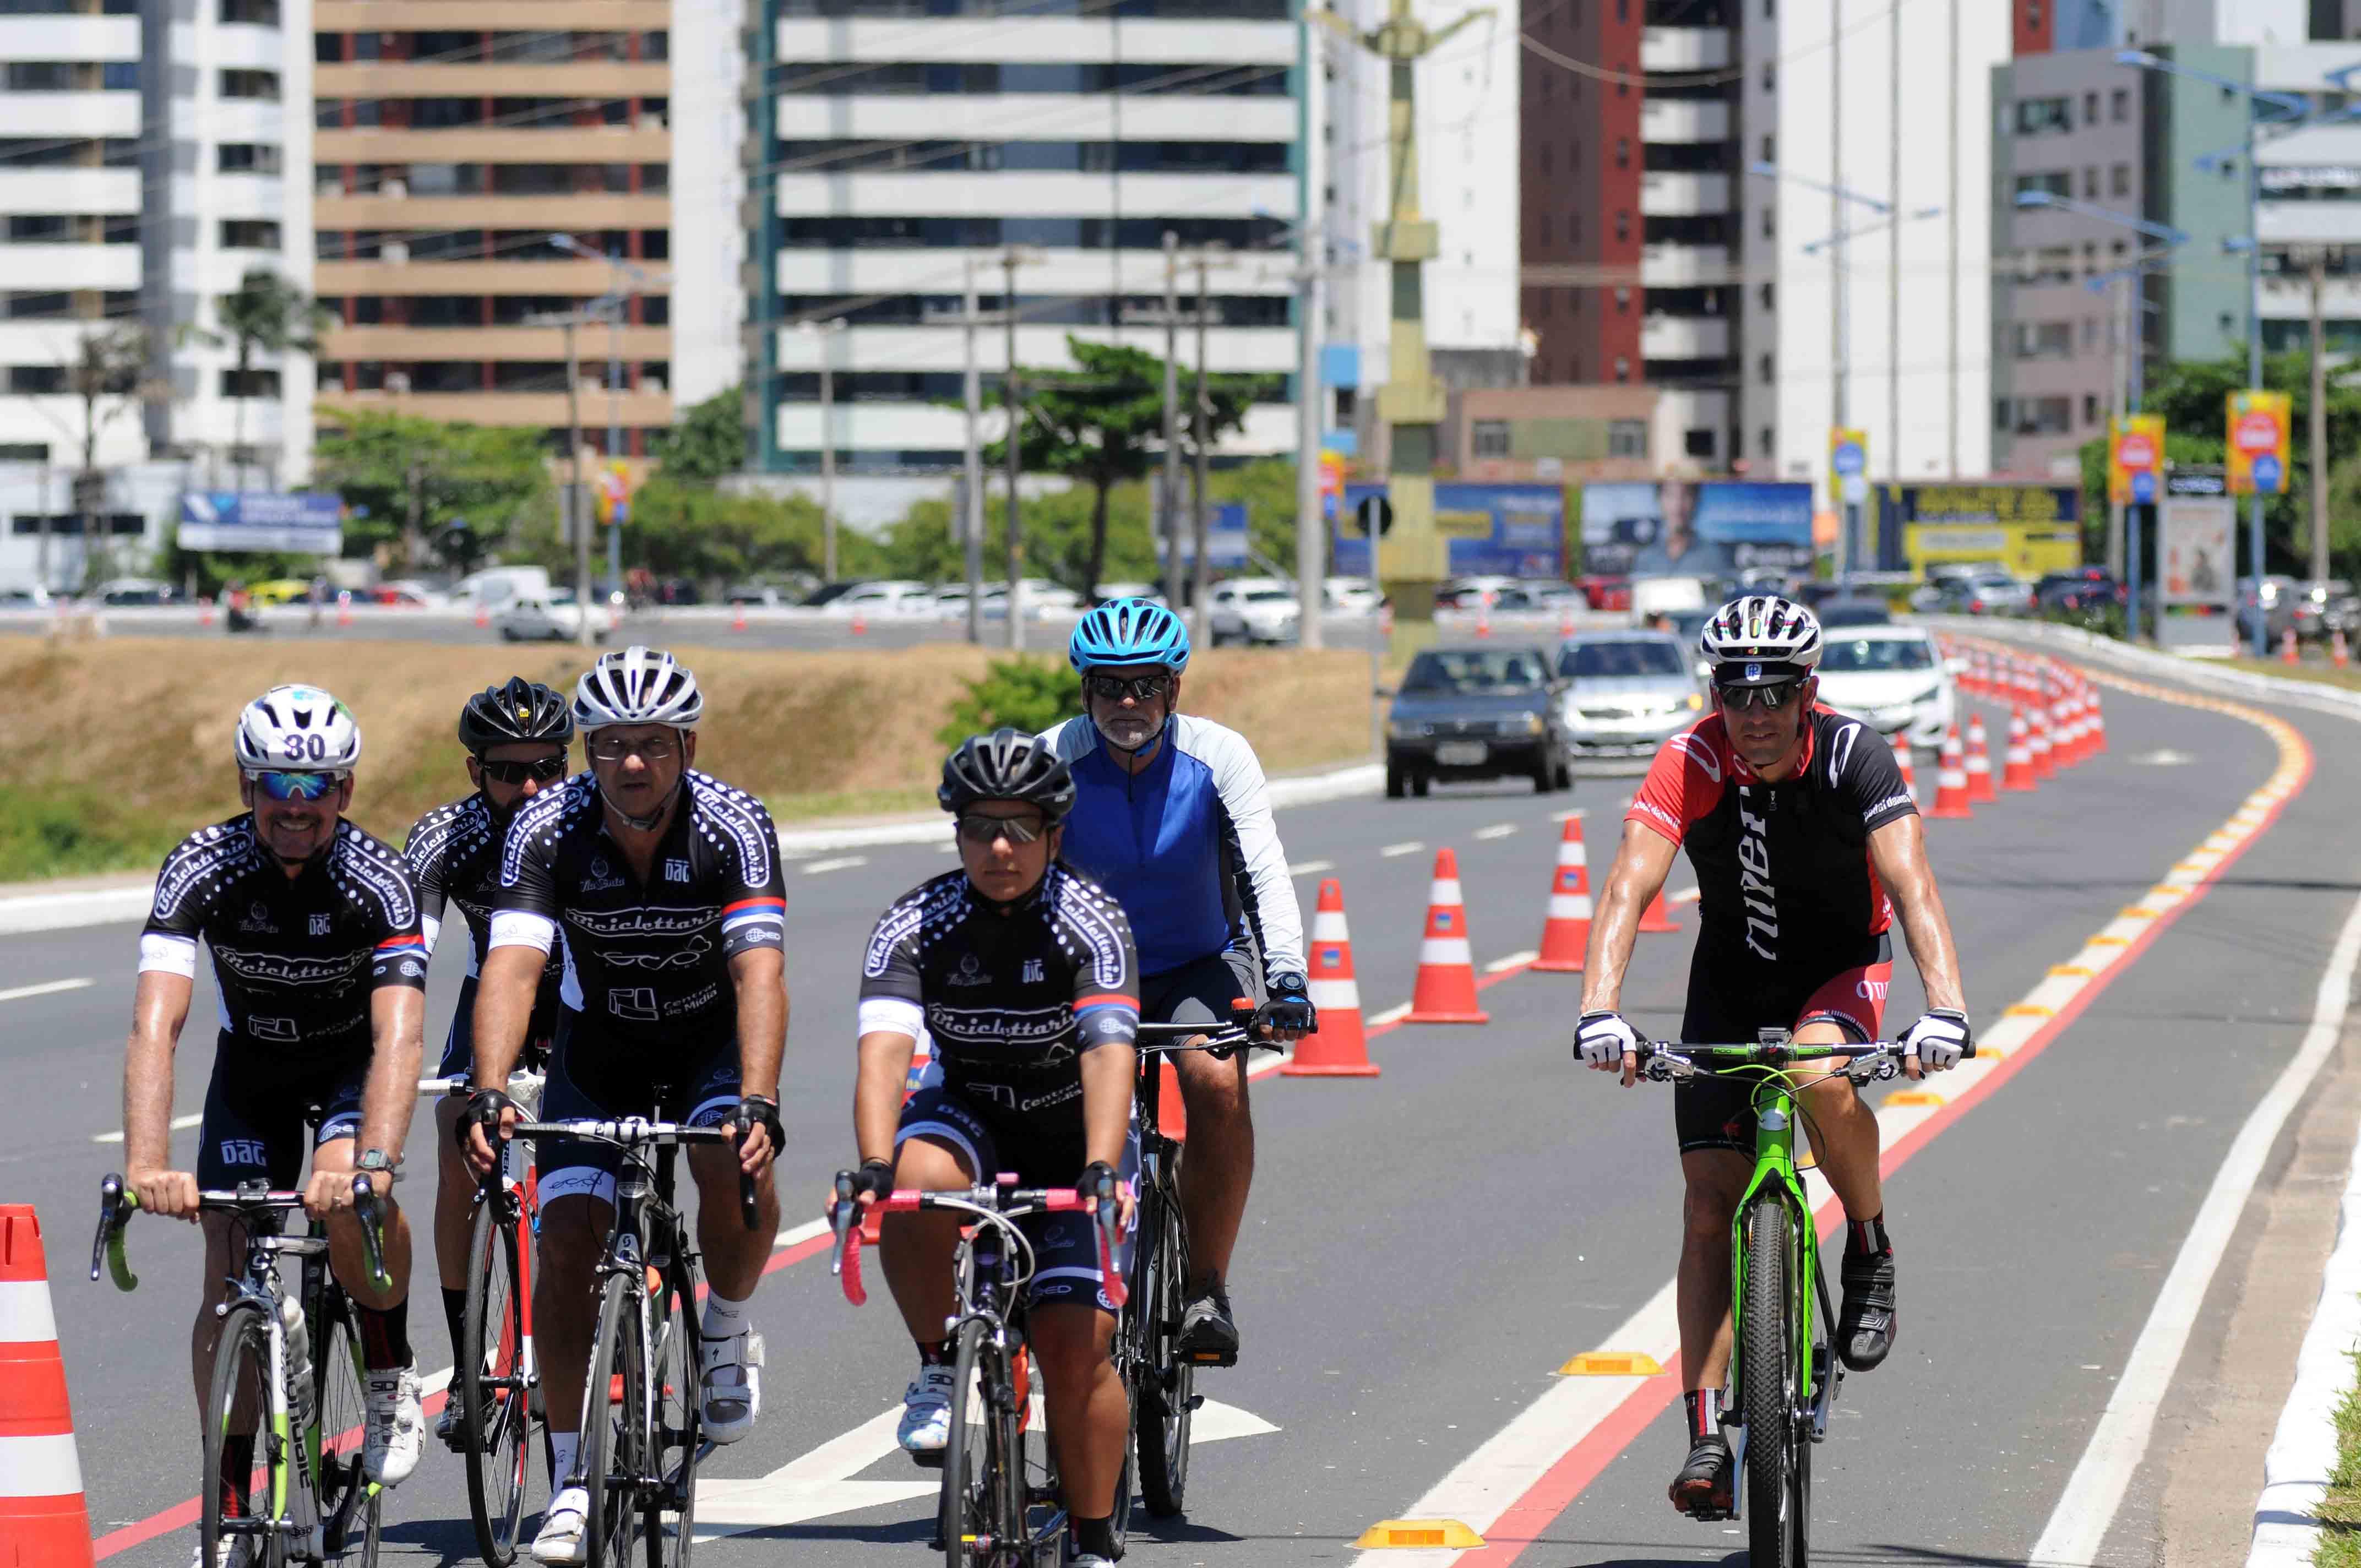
(1355, 1520, 1486, 1549)
(1558, 1351, 1665, 1376)
(1885, 1090, 1945, 1107)
(2004, 1004, 2054, 1019)
(2048, 965, 2093, 978)
(2117, 906, 2161, 919)
(2089, 935, 2129, 948)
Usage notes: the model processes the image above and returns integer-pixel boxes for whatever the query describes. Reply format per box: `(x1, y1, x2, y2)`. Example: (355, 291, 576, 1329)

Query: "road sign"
(1355, 492, 1394, 538)
(2226, 390, 2291, 496)
(1828, 427, 1869, 516)
(2108, 413, 2165, 505)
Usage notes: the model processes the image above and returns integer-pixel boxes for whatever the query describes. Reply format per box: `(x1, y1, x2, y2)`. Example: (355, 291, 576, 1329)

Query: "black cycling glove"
(846, 1157, 895, 1201)
(729, 1094, 785, 1152)
(1250, 971, 1316, 1047)
(1076, 1161, 1120, 1203)
(458, 1087, 516, 1152)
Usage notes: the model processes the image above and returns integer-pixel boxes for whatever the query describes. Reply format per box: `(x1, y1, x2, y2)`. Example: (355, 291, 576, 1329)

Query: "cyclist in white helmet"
(463, 647, 789, 1566)
(122, 685, 433, 1565)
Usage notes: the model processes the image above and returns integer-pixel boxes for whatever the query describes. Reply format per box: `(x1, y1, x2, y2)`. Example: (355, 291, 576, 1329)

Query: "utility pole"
(1887, 0, 1901, 486)
(1191, 254, 1214, 633)
(603, 295, 622, 591)
(1831, 0, 1847, 575)
(1294, 248, 1324, 650)
(530, 306, 597, 646)
(2109, 276, 2129, 582)
(1003, 247, 1024, 652)
(963, 257, 984, 646)
(2313, 247, 2331, 587)
(1161, 231, 1183, 613)
(819, 324, 839, 581)
(1946, 0, 1961, 477)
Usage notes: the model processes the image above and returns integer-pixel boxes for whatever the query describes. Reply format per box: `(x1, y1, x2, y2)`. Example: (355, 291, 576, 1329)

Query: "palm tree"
(187, 268, 333, 489)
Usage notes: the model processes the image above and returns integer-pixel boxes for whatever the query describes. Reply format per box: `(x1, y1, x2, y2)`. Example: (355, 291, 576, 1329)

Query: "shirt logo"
(948, 952, 992, 988)
(581, 854, 625, 894)
(1022, 959, 1045, 984)
(240, 901, 275, 934)
(309, 913, 331, 937)
(664, 858, 690, 883)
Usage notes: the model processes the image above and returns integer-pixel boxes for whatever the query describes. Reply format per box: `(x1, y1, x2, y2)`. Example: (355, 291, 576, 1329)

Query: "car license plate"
(1435, 741, 1488, 766)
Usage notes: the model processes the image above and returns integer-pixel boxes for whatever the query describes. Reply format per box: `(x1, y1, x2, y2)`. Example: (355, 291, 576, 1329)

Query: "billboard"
(1868, 483, 2082, 578)
(2107, 414, 2164, 505)
(1577, 480, 1815, 578)
(2226, 390, 2291, 496)
(177, 491, 342, 554)
(2159, 496, 2235, 608)
(1333, 482, 1563, 578)
(1154, 502, 1249, 568)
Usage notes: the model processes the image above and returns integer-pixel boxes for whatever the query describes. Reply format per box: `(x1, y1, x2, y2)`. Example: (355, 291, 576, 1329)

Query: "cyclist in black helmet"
(401, 677, 574, 1452)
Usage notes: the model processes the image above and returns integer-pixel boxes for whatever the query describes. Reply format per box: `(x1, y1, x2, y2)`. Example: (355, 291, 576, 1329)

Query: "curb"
(1925, 616, 2361, 720)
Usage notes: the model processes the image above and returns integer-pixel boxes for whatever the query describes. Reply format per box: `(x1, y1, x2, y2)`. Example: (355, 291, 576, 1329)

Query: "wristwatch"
(356, 1148, 395, 1177)
(1269, 970, 1308, 997)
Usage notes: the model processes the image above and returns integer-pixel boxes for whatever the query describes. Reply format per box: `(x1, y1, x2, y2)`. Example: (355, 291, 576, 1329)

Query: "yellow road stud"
(1355, 1520, 1486, 1549)
(1558, 1351, 1666, 1376)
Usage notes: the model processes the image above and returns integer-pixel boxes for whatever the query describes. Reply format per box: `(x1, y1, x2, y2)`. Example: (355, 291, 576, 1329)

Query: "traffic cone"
(1284, 879, 1380, 1076)
(0, 1206, 94, 1568)
(2050, 684, 2080, 768)
(474, 602, 491, 630)
(198, 596, 215, 628)
(1531, 816, 1593, 972)
(1404, 848, 1489, 1024)
(1892, 733, 1918, 805)
(2336, 628, 2351, 669)
(732, 603, 748, 633)
(2001, 707, 2038, 791)
(1636, 884, 1682, 934)
(1928, 724, 1973, 819)
(2027, 701, 2054, 779)
(2086, 688, 2107, 754)
(851, 609, 869, 636)
(1558, 606, 1575, 638)
(1963, 711, 1996, 803)
(2067, 685, 2093, 764)
(2283, 625, 2300, 665)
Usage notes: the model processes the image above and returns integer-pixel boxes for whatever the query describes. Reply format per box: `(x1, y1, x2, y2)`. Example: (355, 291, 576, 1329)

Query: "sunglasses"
(1085, 674, 1171, 703)
(955, 812, 1048, 845)
(249, 770, 340, 802)
(586, 734, 678, 763)
(1715, 682, 1804, 711)
(477, 755, 569, 785)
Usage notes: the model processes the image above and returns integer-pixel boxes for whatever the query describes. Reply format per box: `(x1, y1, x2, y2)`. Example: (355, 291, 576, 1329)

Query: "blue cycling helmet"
(1068, 596, 1191, 674)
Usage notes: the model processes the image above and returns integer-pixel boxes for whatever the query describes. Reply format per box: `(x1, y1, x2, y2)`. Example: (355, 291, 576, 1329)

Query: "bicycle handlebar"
(507, 1119, 763, 1231)
(824, 1174, 1127, 1313)
(417, 1068, 546, 1098)
(90, 1173, 389, 1292)
(1632, 1037, 1974, 1084)
(351, 1174, 391, 1292)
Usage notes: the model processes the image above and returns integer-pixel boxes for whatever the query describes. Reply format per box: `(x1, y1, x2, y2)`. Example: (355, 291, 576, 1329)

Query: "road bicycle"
(1628, 1031, 1966, 1566)
(829, 1171, 1125, 1567)
(91, 1169, 394, 1566)
(419, 1068, 547, 1567)
(504, 1108, 760, 1567)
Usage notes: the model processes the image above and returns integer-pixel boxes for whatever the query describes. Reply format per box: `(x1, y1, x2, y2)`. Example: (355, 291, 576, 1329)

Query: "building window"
(220, 68, 279, 99)
(2111, 87, 2129, 121)
(2082, 166, 2099, 197)
(1615, 211, 1629, 242)
(6, 366, 64, 395)
(1761, 62, 1775, 92)
(1614, 355, 1630, 382)
(1614, 286, 1629, 312)
(1685, 428, 1716, 458)
(1761, 134, 1775, 162)
(2014, 171, 2071, 200)
(1614, 137, 1630, 168)
(2220, 311, 2236, 334)
(221, 368, 282, 398)
(2014, 320, 2071, 358)
(1759, 281, 1775, 310)
(220, 0, 279, 23)
(2001, 396, 2072, 434)
(4, 62, 76, 90)
(2111, 162, 2131, 196)
(1759, 425, 1774, 456)
(220, 219, 280, 249)
(2082, 393, 2099, 425)
(1471, 420, 1510, 458)
(1760, 206, 1775, 239)
(217, 142, 281, 174)
(1608, 419, 1647, 457)
(2013, 96, 2070, 134)
(2083, 90, 2099, 123)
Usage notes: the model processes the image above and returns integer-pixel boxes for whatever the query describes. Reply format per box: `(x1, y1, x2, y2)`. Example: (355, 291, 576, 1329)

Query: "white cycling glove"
(1898, 1008, 1971, 1071)
(1576, 1010, 1640, 1069)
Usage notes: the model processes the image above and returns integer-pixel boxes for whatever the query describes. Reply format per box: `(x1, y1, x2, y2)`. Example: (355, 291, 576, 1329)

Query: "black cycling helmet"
(938, 728, 1075, 822)
(458, 677, 575, 754)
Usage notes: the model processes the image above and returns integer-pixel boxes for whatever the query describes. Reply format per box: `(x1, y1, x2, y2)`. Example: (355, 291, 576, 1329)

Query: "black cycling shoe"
(1838, 1245, 1897, 1371)
(1668, 1434, 1733, 1520)
(1176, 1280, 1239, 1365)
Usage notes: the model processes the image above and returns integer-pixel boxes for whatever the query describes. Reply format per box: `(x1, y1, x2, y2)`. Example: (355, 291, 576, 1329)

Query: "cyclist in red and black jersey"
(1574, 595, 1972, 1520)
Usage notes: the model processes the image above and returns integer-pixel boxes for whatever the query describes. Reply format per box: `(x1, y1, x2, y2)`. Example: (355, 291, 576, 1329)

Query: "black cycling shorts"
(1141, 950, 1258, 1030)
(537, 1011, 740, 1208)
(434, 972, 559, 1088)
(1673, 940, 1890, 1158)
(195, 1035, 369, 1189)
(896, 1081, 1138, 1314)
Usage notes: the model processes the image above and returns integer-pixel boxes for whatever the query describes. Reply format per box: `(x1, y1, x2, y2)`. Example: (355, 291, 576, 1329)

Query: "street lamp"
(797, 317, 847, 581)
(550, 233, 666, 595)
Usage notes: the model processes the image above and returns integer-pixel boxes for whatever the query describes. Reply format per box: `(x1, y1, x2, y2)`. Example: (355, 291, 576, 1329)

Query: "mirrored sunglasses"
(249, 770, 340, 801)
(478, 755, 569, 785)
(1715, 682, 1803, 711)
(1085, 673, 1171, 703)
(955, 812, 1047, 845)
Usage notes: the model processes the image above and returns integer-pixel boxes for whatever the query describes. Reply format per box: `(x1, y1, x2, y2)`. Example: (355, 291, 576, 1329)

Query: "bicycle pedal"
(1183, 1393, 1204, 1412)
(910, 1449, 946, 1471)
(1183, 1349, 1237, 1367)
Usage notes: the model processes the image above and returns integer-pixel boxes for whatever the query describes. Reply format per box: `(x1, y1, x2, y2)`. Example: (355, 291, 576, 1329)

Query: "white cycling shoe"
(362, 1365, 424, 1487)
(699, 1328, 764, 1444)
(897, 1366, 958, 1453)
(531, 1484, 591, 1565)
(192, 1536, 255, 1568)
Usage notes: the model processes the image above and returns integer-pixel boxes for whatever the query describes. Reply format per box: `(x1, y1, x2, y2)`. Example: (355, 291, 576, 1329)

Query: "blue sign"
(2253, 454, 2283, 494)
(1832, 441, 1866, 477)
(1579, 481, 1815, 577)
(2131, 469, 2155, 504)
(177, 491, 342, 554)
(1330, 483, 1565, 578)
(1155, 502, 1250, 568)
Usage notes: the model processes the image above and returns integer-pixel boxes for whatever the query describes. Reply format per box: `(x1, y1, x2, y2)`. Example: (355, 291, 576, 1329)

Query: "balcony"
(1639, 242, 1733, 286)
(315, 62, 670, 99)
(314, 258, 655, 296)
(314, 126, 668, 164)
(321, 324, 672, 361)
(1639, 172, 1732, 217)
(313, 386, 674, 428)
(315, 0, 666, 25)
(1641, 314, 1730, 359)
(1640, 26, 1730, 72)
(1640, 98, 1729, 143)
(316, 193, 670, 231)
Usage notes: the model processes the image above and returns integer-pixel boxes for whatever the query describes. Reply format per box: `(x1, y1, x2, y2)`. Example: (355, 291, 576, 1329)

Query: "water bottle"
(280, 1287, 314, 1428)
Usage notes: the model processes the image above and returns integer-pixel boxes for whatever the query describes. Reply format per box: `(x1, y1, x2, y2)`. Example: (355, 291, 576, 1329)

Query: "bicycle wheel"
(580, 1276, 648, 1568)
(1742, 1196, 1803, 1568)
(941, 1317, 1024, 1566)
(1134, 1180, 1192, 1519)
(202, 1300, 283, 1568)
(314, 1287, 381, 1565)
(463, 1194, 535, 1566)
(643, 1256, 702, 1568)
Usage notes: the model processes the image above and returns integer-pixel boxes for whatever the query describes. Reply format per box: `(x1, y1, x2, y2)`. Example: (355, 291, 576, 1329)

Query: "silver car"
(1556, 632, 1706, 756)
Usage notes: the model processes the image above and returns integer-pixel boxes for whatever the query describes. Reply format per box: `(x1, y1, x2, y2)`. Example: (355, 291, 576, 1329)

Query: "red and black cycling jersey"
(138, 815, 427, 1055)
(1626, 705, 1918, 974)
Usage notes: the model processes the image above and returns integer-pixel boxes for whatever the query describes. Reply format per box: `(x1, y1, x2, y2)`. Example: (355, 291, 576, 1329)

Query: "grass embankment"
(0, 638, 1376, 883)
(2223, 656, 2361, 694)
(2318, 1363, 2361, 1561)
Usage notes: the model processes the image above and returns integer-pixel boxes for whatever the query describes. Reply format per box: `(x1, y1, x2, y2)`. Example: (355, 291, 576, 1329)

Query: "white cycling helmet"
(573, 645, 703, 731)
(1700, 595, 1824, 687)
(234, 684, 363, 774)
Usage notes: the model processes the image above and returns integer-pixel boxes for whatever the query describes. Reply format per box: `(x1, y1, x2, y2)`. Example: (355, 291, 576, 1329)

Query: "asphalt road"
(12, 653, 2357, 1567)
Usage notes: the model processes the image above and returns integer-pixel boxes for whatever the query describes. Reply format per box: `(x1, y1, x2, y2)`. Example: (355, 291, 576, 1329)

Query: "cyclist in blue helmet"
(1042, 595, 1315, 1363)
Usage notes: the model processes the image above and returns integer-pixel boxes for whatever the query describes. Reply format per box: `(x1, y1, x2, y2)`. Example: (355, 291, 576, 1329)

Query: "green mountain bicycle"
(1632, 1031, 1965, 1566)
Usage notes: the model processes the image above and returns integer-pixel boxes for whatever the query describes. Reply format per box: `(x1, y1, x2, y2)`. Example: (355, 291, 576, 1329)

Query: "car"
(245, 578, 315, 607)
(726, 584, 787, 607)
(1575, 574, 1633, 612)
(1093, 581, 1169, 607)
(1936, 572, 2034, 616)
(2237, 575, 2302, 645)
(824, 580, 936, 616)
(802, 580, 863, 609)
(1205, 579, 1300, 645)
(90, 578, 178, 606)
(0, 584, 55, 608)
(1813, 625, 1957, 748)
(1814, 597, 1894, 628)
(1385, 645, 1573, 797)
(2291, 579, 2360, 640)
(367, 582, 436, 607)
(493, 589, 614, 643)
(1324, 576, 1381, 614)
(2033, 567, 2123, 614)
(1555, 631, 1706, 756)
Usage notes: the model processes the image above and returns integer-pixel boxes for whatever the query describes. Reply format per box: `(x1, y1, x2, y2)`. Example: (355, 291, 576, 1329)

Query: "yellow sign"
(1433, 508, 1494, 538)
(1828, 427, 1869, 506)
(2107, 414, 2164, 505)
(2226, 391, 2291, 496)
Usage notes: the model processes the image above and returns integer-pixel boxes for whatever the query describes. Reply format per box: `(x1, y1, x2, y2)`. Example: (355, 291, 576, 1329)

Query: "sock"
(917, 1340, 953, 1368)
(700, 1287, 752, 1341)
(440, 1287, 468, 1358)
(219, 1433, 255, 1516)
(358, 1299, 411, 1372)
(1071, 1513, 1120, 1560)
(549, 1429, 581, 1490)
(1683, 1388, 1722, 1443)
(1846, 1213, 1891, 1259)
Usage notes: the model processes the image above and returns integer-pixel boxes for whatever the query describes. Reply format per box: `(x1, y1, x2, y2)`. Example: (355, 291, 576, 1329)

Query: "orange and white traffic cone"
(732, 603, 748, 633)
(2001, 707, 2038, 792)
(2027, 701, 2055, 779)
(1892, 733, 1918, 805)
(1531, 816, 1593, 973)
(198, 596, 215, 628)
(1558, 606, 1575, 639)
(474, 602, 491, 630)
(1405, 848, 1489, 1024)
(1285, 879, 1380, 1076)
(1963, 711, 1996, 803)
(2336, 628, 2351, 669)
(2283, 625, 2300, 665)
(851, 609, 869, 636)
(2050, 683, 2080, 768)
(2086, 688, 2107, 754)
(0, 1206, 95, 1568)
(1928, 724, 1973, 819)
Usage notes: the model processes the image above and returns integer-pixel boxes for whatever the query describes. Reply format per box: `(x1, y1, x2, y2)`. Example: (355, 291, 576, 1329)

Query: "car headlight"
(1388, 720, 1429, 740)
(1497, 713, 1544, 736)
(1914, 684, 1945, 705)
(1686, 692, 1705, 711)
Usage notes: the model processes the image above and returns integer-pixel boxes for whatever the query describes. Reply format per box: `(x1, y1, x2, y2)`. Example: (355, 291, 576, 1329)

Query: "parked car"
(2033, 567, 2123, 614)
(1555, 631, 1706, 756)
(90, 578, 177, 606)
(1576, 574, 1634, 612)
(1093, 581, 1169, 607)
(245, 578, 314, 607)
(1206, 579, 1300, 645)
(1814, 625, 1957, 748)
(1324, 576, 1382, 614)
(367, 582, 436, 607)
(1815, 597, 1894, 628)
(2237, 575, 2302, 646)
(1936, 572, 2034, 616)
(2292, 579, 2361, 640)
(1385, 645, 1573, 797)
(494, 589, 614, 643)
(725, 584, 787, 607)
(0, 584, 55, 608)
(824, 580, 936, 616)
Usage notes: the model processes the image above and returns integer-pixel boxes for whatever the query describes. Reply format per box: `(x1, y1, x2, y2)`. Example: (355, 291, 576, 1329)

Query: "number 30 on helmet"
(235, 684, 363, 774)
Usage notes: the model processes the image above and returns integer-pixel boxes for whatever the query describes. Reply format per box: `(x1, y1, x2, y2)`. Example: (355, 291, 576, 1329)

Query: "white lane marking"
(0, 977, 92, 1003)
(2030, 886, 2361, 1564)
(800, 856, 869, 875)
(1551, 808, 1585, 822)
(775, 1216, 828, 1251)
(1368, 1002, 1413, 1026)
(91, 1113, 202, 1144)
(1484, 950, 1538, 973)
(1290, 858, 1336, 876)
(2255, 1121, 2361, 1560)
(1474, 823, 1519, 840)
(2131, 748, 2197, 766)
(1380, 841, 1427, 858)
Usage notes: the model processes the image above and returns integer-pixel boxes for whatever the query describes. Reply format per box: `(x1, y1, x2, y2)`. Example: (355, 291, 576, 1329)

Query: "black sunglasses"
(1714, 682, 1804, 711)
(1085, 673, 1171, 703)
(955, 812, 1048, 845)
(478, 755, 569, 785)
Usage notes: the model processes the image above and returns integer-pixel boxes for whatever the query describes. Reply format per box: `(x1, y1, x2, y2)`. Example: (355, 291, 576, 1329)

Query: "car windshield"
(1402, 650, 1550, 692)
(1559, 640, 1685, 679)
(1819, 638, 1936, 672)
(1244, 590, 1293, 603)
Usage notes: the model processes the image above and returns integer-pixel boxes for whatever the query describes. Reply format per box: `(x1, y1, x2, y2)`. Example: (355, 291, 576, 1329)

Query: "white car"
(824, 580, 937, 617)
(1324, 576, 1381, 614)
(494, 590, 614, 643)
(1206, 580, 1300, 645)
(1813, 625, 1957, 749)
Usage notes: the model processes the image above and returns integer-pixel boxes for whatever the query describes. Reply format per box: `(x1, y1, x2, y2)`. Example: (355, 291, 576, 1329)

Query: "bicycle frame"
(427, 1069, 547, 1433)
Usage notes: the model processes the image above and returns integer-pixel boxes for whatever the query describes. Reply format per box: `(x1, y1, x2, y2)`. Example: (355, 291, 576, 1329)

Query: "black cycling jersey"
(405, 793, 568, 994)
(139, 815, 427, 1055)
(489, 769, 786, 1044)
(1626, 705, 1918, 979)
(859, 863, 1140, 1116)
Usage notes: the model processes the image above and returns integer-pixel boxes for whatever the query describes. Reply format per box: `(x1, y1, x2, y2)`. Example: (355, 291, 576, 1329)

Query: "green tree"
(649, 382, 746, 486)
(622, 480, 883, 585)
(185, 268, 333, 490)
(312, 410, 551, 572)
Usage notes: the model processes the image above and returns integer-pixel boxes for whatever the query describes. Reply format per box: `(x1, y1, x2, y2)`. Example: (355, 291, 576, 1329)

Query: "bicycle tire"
(462, 1195, 535, 1566)
(1135, 1181, 1193, 1519)
(643, 1256, 702, 1568)
(202, 1299, 284, 1568)
(1742, 1196, 1802, 1568)
(581, 1275, 648, 1568)
(314, 1286, 380, 1565)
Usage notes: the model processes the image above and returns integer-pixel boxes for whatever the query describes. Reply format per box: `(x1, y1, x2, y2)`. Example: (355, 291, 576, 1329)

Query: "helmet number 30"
(284, 734, 329, 763)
